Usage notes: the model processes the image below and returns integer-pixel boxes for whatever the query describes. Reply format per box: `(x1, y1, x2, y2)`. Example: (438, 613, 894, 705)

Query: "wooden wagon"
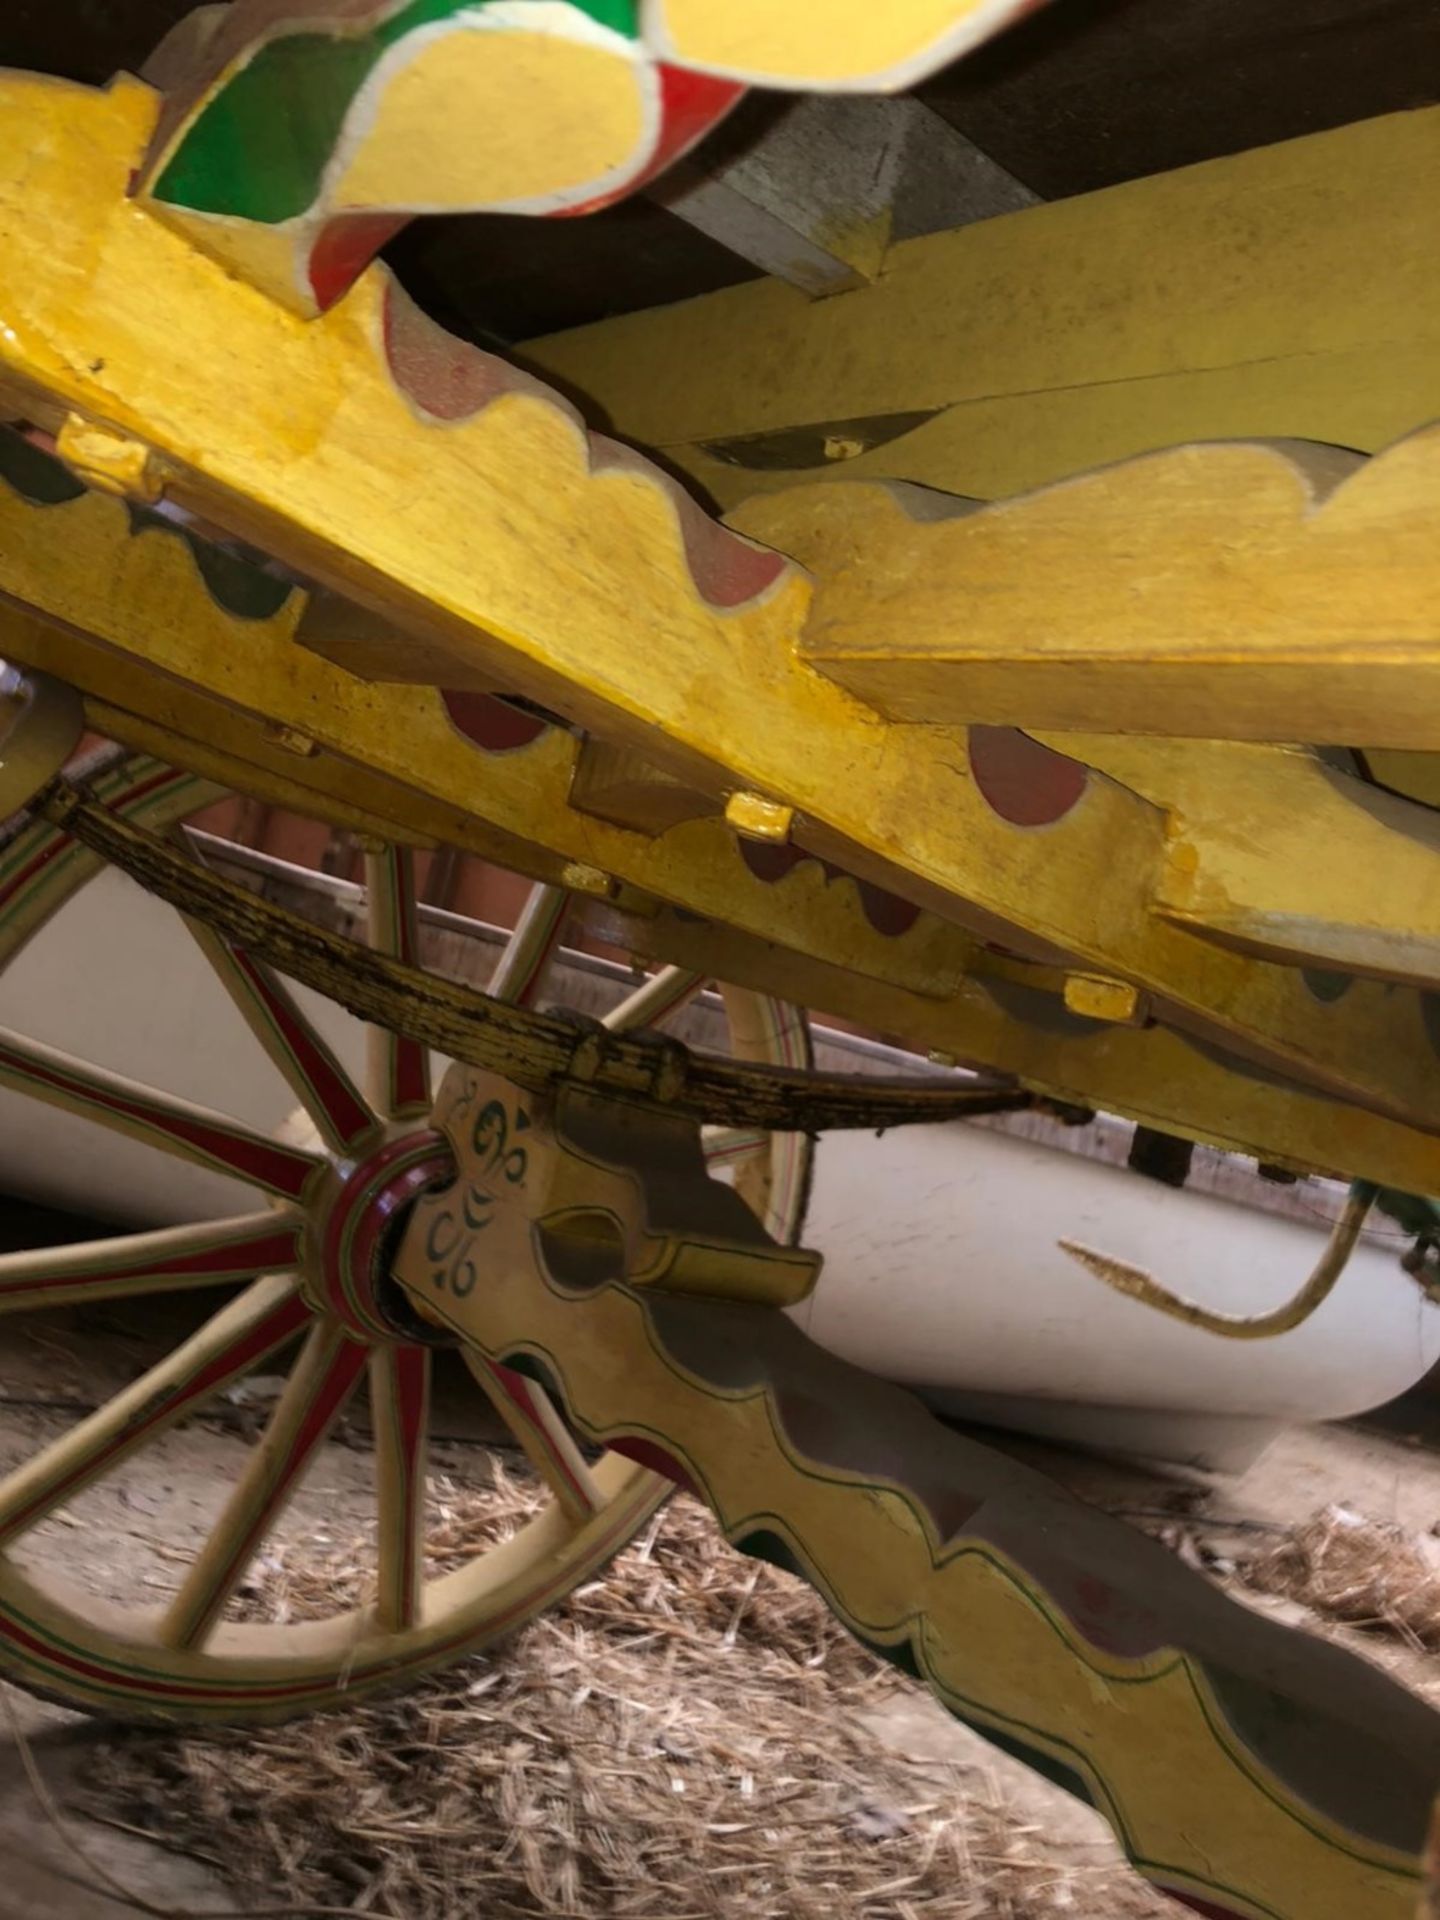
(1, 6, 1438, 1915)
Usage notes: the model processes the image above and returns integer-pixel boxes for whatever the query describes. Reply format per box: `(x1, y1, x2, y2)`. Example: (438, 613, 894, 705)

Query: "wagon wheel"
(0, 744, 812, 1723)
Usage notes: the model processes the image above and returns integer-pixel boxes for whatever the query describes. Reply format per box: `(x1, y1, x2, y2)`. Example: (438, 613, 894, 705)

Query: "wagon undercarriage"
(0, 6, 1438, 1915)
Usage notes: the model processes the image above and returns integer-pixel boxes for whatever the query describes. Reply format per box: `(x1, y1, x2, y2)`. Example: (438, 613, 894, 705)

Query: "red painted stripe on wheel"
(0, 1041, 320, 1200)
(196, 1338, 368, 1617)
(488, 1361, 598, 1514)
(0, 1222, 301, 1299)
(387, 1345, 431, 1619)
(223, 942, 374, 1147)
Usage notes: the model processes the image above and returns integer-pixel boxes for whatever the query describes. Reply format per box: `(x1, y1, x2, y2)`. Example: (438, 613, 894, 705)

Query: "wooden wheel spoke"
(370, 1344, 432, 1634)
(466, 1354, 603, 1525)
(363, 845, 431, 1119)
(0, 1027, 325, 1200)
(0, 758, 207, 975)
(0, 758, 696, 1720)
(486, 881, 568, 1008)
(186, 917, 375, 1154)
(160, 1322, 368, 1650)
(702, 1125, 770, 1167)
(0, 1277, 308, 1547)
(0, 1210, 304, 1315)
(603, 965, 705, 1033)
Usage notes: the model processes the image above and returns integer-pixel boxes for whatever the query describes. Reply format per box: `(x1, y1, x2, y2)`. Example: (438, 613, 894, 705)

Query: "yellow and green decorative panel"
(141, 0, 745, 312)
(135, 0, 1048, 314)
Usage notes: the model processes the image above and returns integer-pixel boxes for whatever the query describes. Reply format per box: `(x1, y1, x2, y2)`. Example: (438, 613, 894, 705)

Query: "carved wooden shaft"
(393, 1064, 1440, 1920)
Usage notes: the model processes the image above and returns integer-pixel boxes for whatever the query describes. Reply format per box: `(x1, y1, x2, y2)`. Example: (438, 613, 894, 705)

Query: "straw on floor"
(83, 1464, 1168, 1919)
(1248, 1504, 1440, 1651)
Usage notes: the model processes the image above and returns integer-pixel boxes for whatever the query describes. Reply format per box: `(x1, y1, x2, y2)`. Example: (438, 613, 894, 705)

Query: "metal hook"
(1058, 1181, 1377, 1341)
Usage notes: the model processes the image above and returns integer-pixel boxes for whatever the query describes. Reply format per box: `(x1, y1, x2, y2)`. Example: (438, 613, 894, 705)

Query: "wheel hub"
(306, 1129, 457, 1341)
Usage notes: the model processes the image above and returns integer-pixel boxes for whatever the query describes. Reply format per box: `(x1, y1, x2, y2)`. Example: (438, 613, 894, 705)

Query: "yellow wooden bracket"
(724, 791, 795, 843)
(1062, 973, 1147, 1026)
(0, 664, 82, 819)
(568, 740, 717, 837)
(53, 414, 165, 504)
(790, 436, 1440, 750)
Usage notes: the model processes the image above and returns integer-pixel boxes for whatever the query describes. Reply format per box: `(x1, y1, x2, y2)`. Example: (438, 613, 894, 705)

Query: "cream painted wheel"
(0, 748, 811, 1723)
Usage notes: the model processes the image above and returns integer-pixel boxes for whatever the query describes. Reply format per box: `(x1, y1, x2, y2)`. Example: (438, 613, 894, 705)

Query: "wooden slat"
(788, 435, 1440, 749)
(526, 108, 1440, 510)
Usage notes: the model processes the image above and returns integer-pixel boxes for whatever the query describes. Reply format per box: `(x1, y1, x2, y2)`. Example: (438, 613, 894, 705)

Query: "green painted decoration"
(152, 0, 641, 224)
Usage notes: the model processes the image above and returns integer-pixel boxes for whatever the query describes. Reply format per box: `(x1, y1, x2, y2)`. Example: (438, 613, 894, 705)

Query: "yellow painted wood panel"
(528, 109, 1440, 509)
(3, 76, 1438, 1146)
(1057, 736, 1440, 987)
(785, 433, 1440, 749)
(649, 0, 1038, 88)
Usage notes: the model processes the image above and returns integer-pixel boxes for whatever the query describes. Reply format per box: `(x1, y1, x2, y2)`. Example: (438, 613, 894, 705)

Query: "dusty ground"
(0, 1295, 1436, 1917)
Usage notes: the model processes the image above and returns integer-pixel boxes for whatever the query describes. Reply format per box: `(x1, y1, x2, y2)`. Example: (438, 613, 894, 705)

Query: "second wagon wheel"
(0, 743, 812, 1723)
